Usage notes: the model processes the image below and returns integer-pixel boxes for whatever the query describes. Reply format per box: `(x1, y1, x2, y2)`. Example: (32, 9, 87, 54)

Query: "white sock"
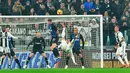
(124, 56, 129, 65)
(62, 28, 65, 38)
(8, 57, 11, 66)
(118, 56, 125, 65)
(0, 57, 2, 65)
(70, 50, 76, 64)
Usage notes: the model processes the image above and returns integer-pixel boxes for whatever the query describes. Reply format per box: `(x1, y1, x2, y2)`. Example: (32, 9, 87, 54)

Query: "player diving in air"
(114, 26, 129, 68)
(51, 24, 78, 68)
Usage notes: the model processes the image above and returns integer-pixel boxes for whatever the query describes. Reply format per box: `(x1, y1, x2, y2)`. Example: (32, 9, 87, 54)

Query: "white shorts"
(3, 47, 10, 54)
(116, 42, 126, 55)
(0, 46, 3, 52)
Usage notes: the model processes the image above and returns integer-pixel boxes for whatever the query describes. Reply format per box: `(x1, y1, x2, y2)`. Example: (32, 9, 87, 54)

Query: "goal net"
(0, 15, 103, 69)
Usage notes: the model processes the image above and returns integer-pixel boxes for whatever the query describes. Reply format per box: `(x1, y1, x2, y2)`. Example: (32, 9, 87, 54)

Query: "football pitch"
(0, 68, 130, 73)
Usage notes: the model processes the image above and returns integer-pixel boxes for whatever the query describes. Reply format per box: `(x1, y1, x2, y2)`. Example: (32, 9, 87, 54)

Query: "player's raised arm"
(7, 32, 18, 39)
(27, 37, 35, 49)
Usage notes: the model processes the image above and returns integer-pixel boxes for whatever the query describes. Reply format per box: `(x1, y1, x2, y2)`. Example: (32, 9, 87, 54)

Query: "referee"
(23, 32, 50, 68)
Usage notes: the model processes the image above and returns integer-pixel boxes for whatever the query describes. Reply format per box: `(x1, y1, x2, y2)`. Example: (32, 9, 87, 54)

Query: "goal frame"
(0, 15, 103, 68)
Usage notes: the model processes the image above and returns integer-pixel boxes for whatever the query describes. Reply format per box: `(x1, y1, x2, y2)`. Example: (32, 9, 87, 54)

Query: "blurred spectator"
(93, 0, 102, 14)
(65, 0, 73, 11)
(3, 0, 13, 15)
(48, 5, 56, 15)
(33, 0, 46, 15)
(45, 0, 54, 11)
(124, 11, 130, 19)
(0, 0, 5, 14)
(89, 19, 99, 28)
(100, 0, 113, 17)
(124, 2, 130, 14)
(72, 0, 82, 15)
(53, 0, 60, 10)
(84, 12, 87, 15)
(109, 17, 117, 45)
(30, 8, 36, 15)
(111, 0, 123, 20)
(57, 3, 70, 15)
(79, 4, 85, 15)
(70, 6, 77, 15)
(0, 13, 2, 23)
(119, 16, 129, 36)
(45, 12, 50, 15)
(127, 24, 130, 45)
(84, 0, 95, 14)
(12, 0, 25, 15)
(103, 11, 111, 45)
(38, 4, 47, 15)
(23, 1, 31, 15)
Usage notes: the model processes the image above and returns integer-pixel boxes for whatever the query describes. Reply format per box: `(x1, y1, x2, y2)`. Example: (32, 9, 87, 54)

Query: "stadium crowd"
(0, 0, 130, 46)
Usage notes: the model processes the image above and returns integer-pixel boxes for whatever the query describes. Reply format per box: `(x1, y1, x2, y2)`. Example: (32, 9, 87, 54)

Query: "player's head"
(48, 18, 52, 25)
(114, 26, 119, 32)
(66, 39, 70, 43)
(36, 32, 41, 38)
(5, 28, 10, 32)
(74, 27, 78, 34)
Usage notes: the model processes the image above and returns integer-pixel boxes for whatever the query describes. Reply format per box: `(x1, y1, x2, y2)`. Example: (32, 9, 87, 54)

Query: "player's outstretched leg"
(117, 55, 125, 68)
(70, 50, 77, 65)
(13, 56, 22, 69)
(61, 24, 66, 38)
(51, 43, 60, 58)
(7, 53, 11, 69)
(23, 53, 34, 69)
(65, 54, 70, 69)
(122, 44, 129, 68)
(123, 55, 129, 68)
(41, 53, 50, 68)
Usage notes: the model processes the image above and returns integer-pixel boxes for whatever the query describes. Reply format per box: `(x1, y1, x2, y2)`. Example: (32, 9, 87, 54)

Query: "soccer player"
(51, 24, 78, 67)
(23, 32, 50, 68)
(65, 27, 85, 69)
(114, 26, 129, 68)
(0, 28, 22, 69)
(48, 19, 60, 58)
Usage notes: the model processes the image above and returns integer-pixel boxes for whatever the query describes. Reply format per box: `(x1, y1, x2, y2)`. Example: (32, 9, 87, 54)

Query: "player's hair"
(48, 18, 52, 21)
(74, 27, 78, 31)
(36, 31, 40, 34)
(114, 25, 120, 28)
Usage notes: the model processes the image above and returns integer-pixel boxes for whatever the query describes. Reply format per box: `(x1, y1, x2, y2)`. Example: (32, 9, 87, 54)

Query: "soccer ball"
(57, 9, 63, 15)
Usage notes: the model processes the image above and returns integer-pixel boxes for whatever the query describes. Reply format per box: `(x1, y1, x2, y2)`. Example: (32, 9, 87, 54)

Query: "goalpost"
(0, 15, 103, 69)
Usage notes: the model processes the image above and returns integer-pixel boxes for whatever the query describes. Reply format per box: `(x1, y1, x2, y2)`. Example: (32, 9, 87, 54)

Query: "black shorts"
(10, 49, 16, 57)
(3, 49, 16, 57)
(32, 47, 44, 54)
(72, 49, 81, 56)
(50, 37, 59, 45)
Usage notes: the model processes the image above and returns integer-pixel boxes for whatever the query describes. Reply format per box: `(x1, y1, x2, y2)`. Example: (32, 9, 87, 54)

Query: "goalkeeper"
(51, 24, 78, 66)
(23, 32, 50, 68)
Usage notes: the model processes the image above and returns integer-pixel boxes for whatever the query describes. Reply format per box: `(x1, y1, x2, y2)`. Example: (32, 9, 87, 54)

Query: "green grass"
(0, 68, 130, 73)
